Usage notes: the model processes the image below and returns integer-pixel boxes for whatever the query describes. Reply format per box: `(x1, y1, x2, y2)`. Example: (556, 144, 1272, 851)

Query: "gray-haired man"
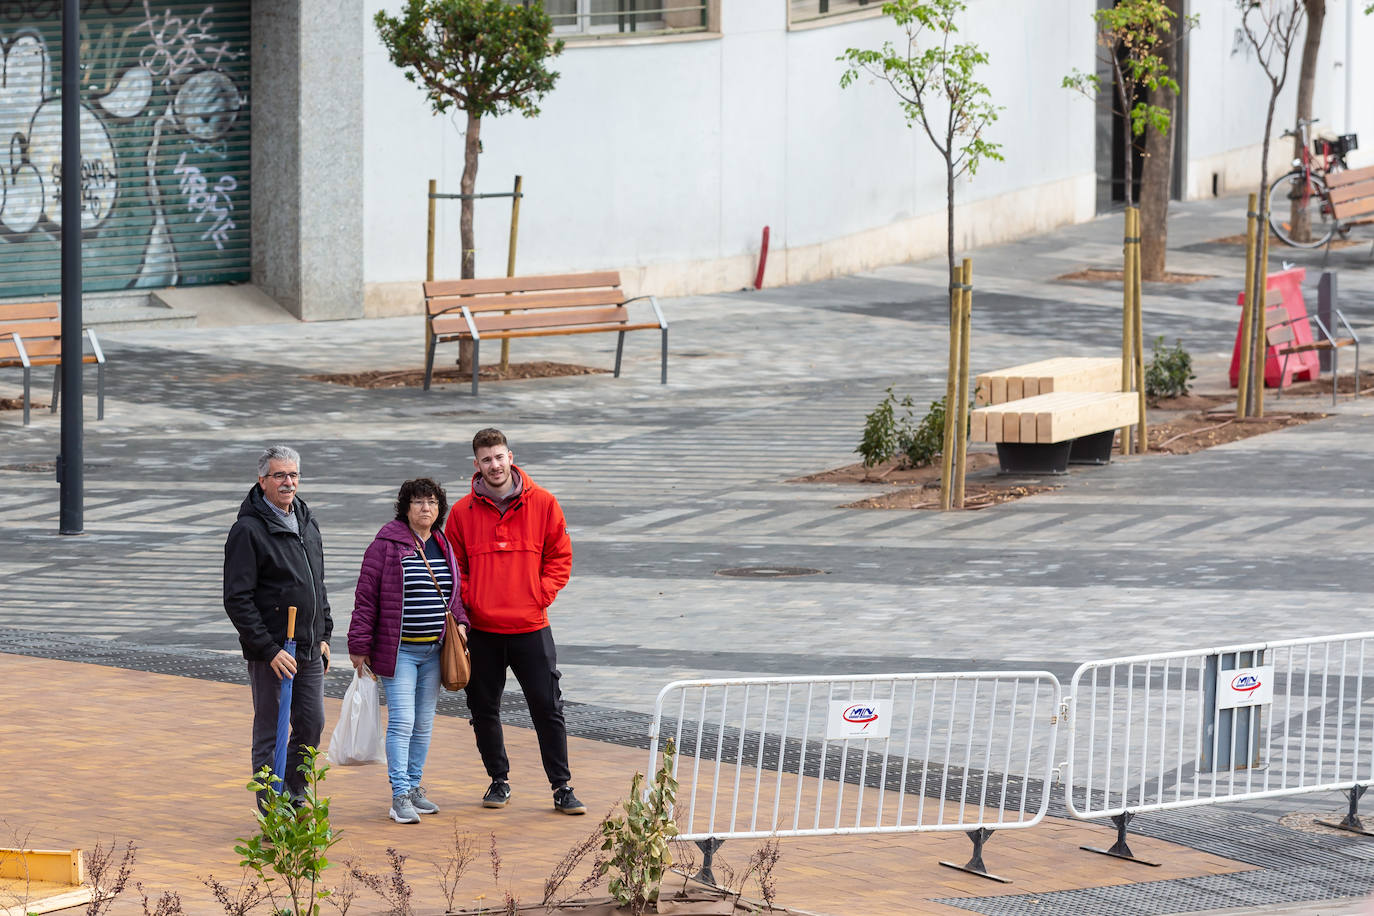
(224, 445, 333, 805)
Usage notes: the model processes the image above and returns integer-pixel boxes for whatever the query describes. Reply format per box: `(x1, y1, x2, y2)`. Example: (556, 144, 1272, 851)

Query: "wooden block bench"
(974, 356, 1121, 406)
(1327, 164, 1374, 260)
(0, 301, 106, 426)
(423, 271, 667, 396)
(971, 391, 1137, 474)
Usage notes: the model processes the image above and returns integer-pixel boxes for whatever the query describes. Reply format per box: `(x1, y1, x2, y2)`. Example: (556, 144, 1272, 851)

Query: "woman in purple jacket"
(348, 477, 468, 824)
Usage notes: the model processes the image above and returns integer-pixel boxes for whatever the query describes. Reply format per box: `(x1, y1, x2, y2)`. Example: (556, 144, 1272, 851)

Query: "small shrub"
(1145, 336, 1195, 403)
(857, 391, 958, 469)
(237, 747, 338, 916)
(597, 739, 679, 916)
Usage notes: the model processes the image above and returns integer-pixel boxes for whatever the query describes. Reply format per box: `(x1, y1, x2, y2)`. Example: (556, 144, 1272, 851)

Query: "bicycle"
(1267, 117, 1358, 248)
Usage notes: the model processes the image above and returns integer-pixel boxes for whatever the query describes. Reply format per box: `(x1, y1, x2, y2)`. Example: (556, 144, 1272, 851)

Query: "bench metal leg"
(22, 366, 30, 426)
(423, 335, 438, 391)
(614, 330, 625, 378)
(1068, 430, 1116, 465)
(471, 339, 480, 397)
(996, 440, 1073, 475)
(661, 327, 668, 384)
(51, 367, 59, 413)
(97, 362, 104, 421)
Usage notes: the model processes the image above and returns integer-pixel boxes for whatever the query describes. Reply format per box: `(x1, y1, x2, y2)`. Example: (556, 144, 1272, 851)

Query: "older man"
(224, 445, 333, 805)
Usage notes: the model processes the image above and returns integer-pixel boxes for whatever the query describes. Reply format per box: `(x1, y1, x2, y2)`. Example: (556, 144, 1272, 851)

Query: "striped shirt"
(400, 536, 451, 642)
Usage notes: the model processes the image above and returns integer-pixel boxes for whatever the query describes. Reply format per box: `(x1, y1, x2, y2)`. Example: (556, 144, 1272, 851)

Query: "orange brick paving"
(0, 655, 1252, 915)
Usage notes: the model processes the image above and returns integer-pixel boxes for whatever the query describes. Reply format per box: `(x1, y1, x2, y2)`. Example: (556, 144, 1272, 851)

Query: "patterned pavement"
(2, 197, 1374, 914)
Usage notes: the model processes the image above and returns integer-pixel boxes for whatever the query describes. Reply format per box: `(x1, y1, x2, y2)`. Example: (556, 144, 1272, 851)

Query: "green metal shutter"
(0, 1, 251, 298)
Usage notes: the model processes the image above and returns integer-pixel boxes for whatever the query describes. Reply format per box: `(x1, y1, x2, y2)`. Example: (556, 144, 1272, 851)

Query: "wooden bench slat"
(424, 271, 622, 297)
(1327, 165, 1374, 189)
(971, 391, 1136, 444)
(453, 322, 663, 343)
(1328, 181, 1374, 205)
(974, 356, 1119, 406)
(0, 320, 62, 339)
(434, 307, 633, 337)
(429, 288, 626, 315)
(1331, 195, 1374, 219)
(0, 302, 59, 321)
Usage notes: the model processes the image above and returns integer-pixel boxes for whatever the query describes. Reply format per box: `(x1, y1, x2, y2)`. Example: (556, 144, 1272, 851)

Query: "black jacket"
(223, 485, 333, 661)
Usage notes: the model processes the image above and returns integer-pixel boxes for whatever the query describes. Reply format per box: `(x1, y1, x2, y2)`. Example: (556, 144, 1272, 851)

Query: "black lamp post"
(58, 0, 83, 535)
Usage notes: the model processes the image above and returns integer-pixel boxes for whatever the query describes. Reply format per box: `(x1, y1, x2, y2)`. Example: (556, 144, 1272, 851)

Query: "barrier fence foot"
(1081, 813, 1161, 866)
(692, 837, 725, 886)
(939, 827, 1012, 884)
(1317, 785, 1374, 837)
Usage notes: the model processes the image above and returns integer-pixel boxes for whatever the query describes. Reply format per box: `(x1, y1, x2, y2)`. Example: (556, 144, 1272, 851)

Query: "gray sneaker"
(389, 792, 420, 824)
(410, 786, 440, 815)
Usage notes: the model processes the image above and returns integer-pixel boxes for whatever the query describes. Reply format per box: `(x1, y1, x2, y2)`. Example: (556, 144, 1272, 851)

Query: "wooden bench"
(970, 391, 1137, 474)
(0, 301, 106, 426)
(422, 271, 668, 395)
(1264, 304, 1361, 405)
(975, 356, 1121, 406)
(1326, 164, 1374, 261)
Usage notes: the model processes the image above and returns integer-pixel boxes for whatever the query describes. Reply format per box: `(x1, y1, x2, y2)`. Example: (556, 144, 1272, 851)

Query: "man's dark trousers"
(465, 627, 571, 788)
(248, 655, 325, 798)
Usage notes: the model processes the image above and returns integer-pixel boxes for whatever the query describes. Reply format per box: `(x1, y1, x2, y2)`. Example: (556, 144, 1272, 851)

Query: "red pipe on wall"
(754, 225, 770, 290)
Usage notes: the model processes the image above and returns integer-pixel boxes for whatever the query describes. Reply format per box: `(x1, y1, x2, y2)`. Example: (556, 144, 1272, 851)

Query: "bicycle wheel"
(1267, 171, 1334, 248)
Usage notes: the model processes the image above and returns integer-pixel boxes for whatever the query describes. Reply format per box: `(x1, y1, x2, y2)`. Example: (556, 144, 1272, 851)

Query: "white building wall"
(1182, 0, 1372, 200)
(362, 0, 1097, 314)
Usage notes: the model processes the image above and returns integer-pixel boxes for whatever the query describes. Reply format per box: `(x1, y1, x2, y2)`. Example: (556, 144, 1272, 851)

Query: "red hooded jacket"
(443, 466, 572, 634)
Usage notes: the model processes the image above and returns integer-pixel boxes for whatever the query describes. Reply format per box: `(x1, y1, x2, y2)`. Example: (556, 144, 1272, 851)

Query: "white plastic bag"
(328, 668, 386, 766)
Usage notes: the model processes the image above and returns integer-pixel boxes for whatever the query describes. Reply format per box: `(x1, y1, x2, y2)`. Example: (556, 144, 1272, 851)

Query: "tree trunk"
(457, 110, 482, 373)
(1139, 0, 1183, 281)
(1290, 0, 1325, 241)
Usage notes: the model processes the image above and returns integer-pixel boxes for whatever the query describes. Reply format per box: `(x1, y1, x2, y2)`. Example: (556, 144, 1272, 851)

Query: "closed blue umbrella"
(272, 605, 298, 788)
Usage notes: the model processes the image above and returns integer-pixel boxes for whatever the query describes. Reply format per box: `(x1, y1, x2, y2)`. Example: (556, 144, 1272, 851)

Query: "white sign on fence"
(1216, 665, 1275, 709)
(826, 698, 893, 740)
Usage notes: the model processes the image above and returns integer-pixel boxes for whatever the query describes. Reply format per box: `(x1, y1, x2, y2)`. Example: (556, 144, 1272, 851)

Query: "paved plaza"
(3, 197, 1374, 914)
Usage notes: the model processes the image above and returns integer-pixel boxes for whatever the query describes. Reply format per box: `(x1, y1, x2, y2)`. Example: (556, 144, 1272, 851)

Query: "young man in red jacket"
(443, 427, 584, 814)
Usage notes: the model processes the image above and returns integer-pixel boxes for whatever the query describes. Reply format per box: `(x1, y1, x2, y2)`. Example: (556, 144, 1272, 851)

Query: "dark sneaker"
(482, 779, 511, 809)
(389, 792, 420, 824)
(553, 786, 586, 815)
(410, 786, 440, 815)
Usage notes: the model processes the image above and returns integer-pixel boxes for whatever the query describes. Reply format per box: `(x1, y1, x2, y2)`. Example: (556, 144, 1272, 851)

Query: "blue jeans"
(379, 642, 441, 798)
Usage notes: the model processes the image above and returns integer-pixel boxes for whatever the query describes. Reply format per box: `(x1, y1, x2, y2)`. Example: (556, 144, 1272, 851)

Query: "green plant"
(237, 748, 339, 916)
(374, 0, 563, 282)
(597, 739, 679, 916)
(857, 392, 956, 469)
(1145, 336, 1195, 402)
(857, 387, 913, 467)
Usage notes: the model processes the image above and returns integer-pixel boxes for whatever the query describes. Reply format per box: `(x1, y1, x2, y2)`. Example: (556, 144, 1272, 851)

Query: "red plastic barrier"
(1229, 267, 1320, 389)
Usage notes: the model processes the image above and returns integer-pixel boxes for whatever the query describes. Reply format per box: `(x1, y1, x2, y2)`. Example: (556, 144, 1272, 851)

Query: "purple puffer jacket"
(348, 519, 469, 677)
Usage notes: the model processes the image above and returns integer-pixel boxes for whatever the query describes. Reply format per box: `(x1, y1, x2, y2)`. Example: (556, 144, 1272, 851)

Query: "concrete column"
(252, 0, 364, 320)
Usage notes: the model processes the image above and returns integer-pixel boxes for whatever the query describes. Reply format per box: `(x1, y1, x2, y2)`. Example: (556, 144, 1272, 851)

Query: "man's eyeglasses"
(268, 471, 300, 482)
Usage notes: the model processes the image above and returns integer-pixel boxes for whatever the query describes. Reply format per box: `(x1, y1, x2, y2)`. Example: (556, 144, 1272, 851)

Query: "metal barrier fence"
(1063, 631, 1374, 861)
(648, 671, 1061, 881)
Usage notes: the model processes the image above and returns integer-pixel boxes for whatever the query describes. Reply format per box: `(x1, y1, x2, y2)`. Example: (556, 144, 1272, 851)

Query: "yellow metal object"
(953, 259, 972, 509)
(0, 847, 92, 915)
(1237, 193, 1257, 418)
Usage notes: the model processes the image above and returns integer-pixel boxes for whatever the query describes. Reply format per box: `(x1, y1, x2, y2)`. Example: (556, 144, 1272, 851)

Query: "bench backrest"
(1264, 305, 1296, 347)
(0, 301, 62, 362)
(424, 272, 624, 317)
(1328, 165, 1374, 222)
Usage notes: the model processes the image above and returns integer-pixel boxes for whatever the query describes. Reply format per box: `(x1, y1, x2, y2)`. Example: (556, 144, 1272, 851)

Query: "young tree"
(1236, 0, 1305, 415)
(1063, 0, 1196, 280)
(839, 0, 1002, 509)
(839, 0, 1002, 287)
(1289, 0, 1325, 241)
(375, 0, 563, 284)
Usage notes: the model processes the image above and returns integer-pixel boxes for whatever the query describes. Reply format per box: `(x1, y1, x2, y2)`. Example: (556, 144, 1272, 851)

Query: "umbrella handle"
(286, 605, 297, 641)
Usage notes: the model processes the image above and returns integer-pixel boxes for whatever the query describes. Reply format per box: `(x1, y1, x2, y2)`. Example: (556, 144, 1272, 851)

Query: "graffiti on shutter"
(0, 1, 251, 298)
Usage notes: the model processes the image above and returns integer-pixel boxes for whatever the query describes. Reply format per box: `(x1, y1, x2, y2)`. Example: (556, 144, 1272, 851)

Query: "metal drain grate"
(715, 566, 822, 578)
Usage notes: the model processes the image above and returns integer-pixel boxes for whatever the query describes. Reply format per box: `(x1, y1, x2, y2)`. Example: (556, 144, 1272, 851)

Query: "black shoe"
(482, 779, 511, 808)
(553, 785, 586, 815)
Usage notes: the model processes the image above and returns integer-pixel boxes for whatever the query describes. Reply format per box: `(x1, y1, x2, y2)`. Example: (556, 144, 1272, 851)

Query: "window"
(790, 0, 882, 26)
(513, 1, 710, 37)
